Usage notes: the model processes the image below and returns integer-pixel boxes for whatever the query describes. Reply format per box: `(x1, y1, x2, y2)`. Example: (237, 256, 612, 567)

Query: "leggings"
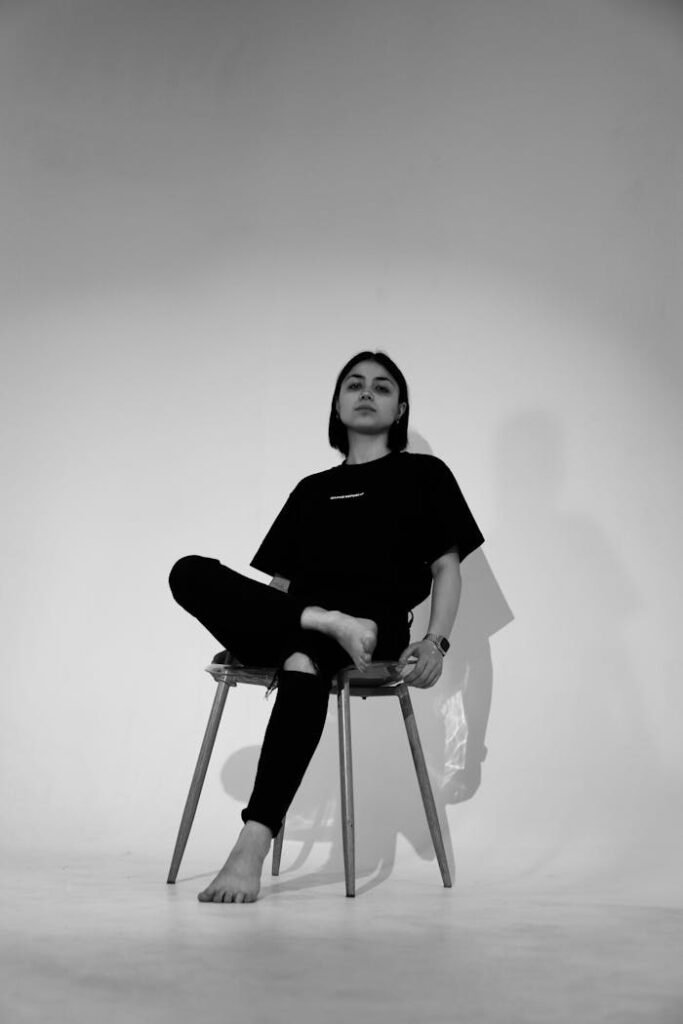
(168, 555, 411, 838)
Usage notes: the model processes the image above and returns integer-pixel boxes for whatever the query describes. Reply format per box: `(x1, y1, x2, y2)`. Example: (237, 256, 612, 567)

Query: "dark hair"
(328, 350, 410, 457)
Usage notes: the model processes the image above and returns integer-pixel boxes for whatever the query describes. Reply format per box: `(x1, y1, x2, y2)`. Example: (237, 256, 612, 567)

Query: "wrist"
(423, 633, 449, 657)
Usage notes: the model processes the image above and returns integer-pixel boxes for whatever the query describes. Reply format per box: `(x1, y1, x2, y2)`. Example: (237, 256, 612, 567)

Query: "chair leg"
(396, 683, 453, 888)
(167, 678, 233, 884)
(272, 820, 285, 875)
(337, 677, 355, 897)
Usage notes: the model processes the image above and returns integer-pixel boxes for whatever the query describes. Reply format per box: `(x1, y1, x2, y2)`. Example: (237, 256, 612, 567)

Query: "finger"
(413, 667, 437, 688)
(409, 656, 433, 685)
(424, 666, 439, 687)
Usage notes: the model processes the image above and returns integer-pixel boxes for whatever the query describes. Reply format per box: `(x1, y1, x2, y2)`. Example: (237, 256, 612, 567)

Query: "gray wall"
(1, 0, 681, 901)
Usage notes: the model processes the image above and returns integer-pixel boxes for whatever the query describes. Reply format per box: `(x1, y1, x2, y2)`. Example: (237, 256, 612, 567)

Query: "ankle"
(241, 820, 273, 845)
(300, 605, 332, 632)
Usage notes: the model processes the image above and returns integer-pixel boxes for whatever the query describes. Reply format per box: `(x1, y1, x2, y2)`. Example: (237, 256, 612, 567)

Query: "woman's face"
(335, 360, 406, 438)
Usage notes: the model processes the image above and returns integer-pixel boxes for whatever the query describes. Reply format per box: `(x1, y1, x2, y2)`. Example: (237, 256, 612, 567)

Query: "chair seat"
(205, 653, 410, 696)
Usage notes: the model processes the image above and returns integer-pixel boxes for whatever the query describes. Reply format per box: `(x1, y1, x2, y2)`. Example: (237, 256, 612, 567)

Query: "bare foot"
(198, 821, 272, 904)
(326, 611, 378, 672)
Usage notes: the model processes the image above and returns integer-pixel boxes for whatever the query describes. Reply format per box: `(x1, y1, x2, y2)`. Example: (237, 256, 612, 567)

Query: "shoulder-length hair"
(328, 350, 410, 457)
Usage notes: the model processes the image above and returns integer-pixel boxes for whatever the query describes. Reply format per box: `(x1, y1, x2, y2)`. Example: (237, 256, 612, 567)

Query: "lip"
(355, 405, 376, 411)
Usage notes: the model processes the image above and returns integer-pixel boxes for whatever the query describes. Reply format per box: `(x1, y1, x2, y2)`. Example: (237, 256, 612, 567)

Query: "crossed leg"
(198, 652, 319, 905)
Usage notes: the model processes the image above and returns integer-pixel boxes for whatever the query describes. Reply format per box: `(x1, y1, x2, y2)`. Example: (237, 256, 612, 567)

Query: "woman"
(168, 350, 484, 904)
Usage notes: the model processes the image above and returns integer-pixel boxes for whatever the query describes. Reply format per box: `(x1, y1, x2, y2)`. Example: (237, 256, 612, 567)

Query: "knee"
(283, 651, 319, 675)
(168, 554, 206, 599)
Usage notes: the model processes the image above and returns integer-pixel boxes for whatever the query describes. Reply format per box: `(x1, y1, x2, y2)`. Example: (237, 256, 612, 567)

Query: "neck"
(344, 436, 393, 466)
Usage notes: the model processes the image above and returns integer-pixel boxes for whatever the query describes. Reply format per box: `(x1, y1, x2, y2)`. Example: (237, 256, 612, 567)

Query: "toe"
(234, 893, 245, 903)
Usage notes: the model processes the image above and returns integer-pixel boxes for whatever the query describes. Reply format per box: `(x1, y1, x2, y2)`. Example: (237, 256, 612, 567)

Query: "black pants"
(168, 555, 411, 838)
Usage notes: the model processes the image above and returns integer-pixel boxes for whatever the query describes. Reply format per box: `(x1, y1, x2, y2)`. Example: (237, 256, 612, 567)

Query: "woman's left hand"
(395, 640, 444, 689)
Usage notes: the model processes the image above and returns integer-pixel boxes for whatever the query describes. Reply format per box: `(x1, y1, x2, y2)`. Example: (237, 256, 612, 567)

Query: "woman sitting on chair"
(168, 349, 484, 903)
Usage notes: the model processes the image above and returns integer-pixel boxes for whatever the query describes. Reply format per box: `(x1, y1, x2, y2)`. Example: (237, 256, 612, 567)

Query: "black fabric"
(250, 451, 485, 614)
(168, 555, 308, 671)
(169, 554, 410, 680)
(240, 669, 332, 837)
(169, 556, 412, 836)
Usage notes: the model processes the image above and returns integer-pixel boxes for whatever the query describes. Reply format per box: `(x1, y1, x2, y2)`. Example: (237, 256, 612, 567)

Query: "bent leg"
(168, 554, 308, 667)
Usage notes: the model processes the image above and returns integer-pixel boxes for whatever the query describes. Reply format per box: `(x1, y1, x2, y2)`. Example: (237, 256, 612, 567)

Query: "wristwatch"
(423, 633, 450, 657)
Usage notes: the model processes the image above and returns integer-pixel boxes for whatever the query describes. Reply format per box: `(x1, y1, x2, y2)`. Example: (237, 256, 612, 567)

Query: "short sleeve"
(249, 484, 303, 580)
(419, 457, 485, 566)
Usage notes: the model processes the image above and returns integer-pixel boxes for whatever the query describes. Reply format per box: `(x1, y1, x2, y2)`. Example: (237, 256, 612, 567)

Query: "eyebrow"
(345, 373, 394, 385)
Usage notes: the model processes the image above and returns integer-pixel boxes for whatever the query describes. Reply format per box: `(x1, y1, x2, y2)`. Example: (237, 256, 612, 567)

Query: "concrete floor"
(2, 848, 683, 1024)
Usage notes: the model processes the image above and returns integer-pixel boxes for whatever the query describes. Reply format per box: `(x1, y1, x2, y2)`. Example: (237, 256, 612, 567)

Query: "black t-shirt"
(250, 450, 485, 617)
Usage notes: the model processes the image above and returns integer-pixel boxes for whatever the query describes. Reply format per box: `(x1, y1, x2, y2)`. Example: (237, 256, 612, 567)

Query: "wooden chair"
(167, 652, 452, 897)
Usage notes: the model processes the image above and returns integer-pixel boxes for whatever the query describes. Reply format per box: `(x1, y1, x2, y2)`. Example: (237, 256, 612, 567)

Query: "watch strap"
(424, 633, 449, 656)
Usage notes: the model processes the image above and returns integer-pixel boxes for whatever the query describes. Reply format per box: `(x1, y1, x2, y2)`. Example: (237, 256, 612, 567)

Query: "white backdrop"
(1, 0, 681, 904)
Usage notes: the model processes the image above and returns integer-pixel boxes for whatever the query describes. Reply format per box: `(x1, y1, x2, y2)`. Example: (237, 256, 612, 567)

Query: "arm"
(397, 546, 461, 688)
(426, 548, 462, 638)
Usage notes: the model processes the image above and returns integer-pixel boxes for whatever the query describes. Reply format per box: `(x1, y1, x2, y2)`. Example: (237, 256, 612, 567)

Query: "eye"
(347, 381, 391, 392)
